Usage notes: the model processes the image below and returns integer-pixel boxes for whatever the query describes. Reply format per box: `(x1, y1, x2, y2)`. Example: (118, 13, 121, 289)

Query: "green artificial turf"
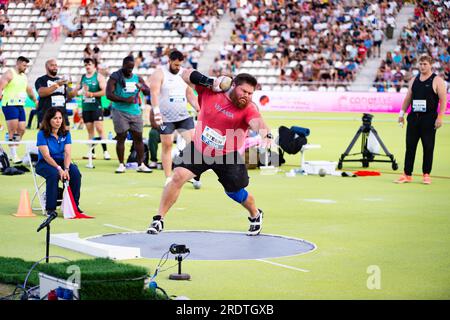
(1, 111, 449, 299)
(0, 257, 157, 300)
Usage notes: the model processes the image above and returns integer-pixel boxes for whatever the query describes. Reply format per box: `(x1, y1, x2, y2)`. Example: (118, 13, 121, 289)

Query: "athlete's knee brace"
(225, 188, 248, 204)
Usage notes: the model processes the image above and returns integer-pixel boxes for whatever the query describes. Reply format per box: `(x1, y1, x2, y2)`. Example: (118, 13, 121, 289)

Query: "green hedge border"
(0, 257, 165, 300)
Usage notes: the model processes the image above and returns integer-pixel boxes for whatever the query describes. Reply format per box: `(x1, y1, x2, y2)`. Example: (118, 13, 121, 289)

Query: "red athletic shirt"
(194, 85, 261, 157)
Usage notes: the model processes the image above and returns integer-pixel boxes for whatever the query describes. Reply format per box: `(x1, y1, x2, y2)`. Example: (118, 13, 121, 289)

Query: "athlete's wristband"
(437, 114, 443, 119)
(153, 106, 160, 114)
(399, 110, 405, 117)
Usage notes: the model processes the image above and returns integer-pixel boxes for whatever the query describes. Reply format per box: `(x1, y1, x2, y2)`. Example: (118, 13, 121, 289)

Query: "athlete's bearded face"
(46, 60, 58, 77)
(16, 61, 29, 74)
(230, 83, 254, 109)
(169, 59, 183, 74)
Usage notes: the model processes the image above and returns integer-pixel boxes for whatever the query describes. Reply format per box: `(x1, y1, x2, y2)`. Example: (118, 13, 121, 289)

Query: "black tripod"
(338, 114, 398, 170)
(169, 254, 191, 281)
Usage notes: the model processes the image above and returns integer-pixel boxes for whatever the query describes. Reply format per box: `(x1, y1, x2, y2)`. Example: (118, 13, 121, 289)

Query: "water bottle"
(108, 131, 113, 140)
(5, 132, 9, 141)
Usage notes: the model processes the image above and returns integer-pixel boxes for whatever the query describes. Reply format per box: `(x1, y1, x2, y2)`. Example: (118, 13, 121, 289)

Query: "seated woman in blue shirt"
(36, 108, 82, 216)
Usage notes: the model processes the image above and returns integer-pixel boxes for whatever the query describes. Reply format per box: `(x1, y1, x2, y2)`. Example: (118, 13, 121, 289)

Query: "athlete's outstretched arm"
(181, 68, 232, 92)
(249, 116, 272, 147)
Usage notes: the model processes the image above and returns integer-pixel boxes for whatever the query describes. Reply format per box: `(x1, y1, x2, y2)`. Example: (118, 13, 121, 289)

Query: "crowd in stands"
(215, 0, 403, 89)
(74, 0, 225, 72)
(5, 0, 448, 94)
(374, 0, 450, 92)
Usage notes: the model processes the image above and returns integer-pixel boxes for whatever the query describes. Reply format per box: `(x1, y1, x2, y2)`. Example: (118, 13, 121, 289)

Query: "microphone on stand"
(37, 211, 58, 232)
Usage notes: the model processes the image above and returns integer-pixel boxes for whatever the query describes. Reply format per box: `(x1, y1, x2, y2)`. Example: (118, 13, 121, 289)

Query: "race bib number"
(169, 95, 186, 103)
(124, 82, 137, 94)
(412, 100, 426, 112)
(201, 126, 226, 150)
(51, 95, 66, 107)
(83, 96, 96, 103)
(10, 93, 27, 105)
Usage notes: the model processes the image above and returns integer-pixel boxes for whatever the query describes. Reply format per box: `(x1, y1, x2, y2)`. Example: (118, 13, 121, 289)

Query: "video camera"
(169, 244, 190, 255)
(362, 113, 374, 132)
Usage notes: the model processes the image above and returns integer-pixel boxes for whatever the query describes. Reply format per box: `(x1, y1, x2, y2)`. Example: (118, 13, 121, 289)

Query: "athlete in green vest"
(0, 56, 38, 163)
(75, 58, 110, 161)
(106, 55, 152, 173)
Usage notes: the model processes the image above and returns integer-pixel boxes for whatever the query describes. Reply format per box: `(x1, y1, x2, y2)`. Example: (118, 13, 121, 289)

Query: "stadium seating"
(55, 1, 222, 81)
(373, 1, 450, 92)
(0, 2, 48, 74)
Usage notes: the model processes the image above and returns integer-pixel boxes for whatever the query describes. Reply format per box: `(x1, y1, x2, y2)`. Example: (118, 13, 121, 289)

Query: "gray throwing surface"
(88, 231, 315, 260)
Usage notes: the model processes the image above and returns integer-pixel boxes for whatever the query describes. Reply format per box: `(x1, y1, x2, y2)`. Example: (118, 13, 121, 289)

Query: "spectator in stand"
(127, 21, 137, 37)
(27, 22, 39, 41)
(83, 44, 93, 59)
(356, 43, 368, 64)
(392, 66, 404, 91)
(3, 16, 13, 37)
(0, 49, 5, 68)
(51, 14, 61, 42)
(0, 0, 8, 13)
(0, 16, 5, 37)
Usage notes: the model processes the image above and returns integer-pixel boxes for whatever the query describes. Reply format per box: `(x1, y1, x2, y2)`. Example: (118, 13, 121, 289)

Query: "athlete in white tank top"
(159, 65, 190, 123)
(148, 51, 200, 184)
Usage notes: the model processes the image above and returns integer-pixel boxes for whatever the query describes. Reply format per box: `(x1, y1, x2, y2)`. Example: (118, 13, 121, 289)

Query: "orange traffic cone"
(13, 189, 36, 217)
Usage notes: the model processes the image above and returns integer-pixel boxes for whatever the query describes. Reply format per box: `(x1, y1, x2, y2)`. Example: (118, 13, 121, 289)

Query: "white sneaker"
(115, 163, 126, 174)
(189, 178, 202, 189)
(12, 155, 22, 164)
(137, 163, 152, 173)
(83, 153, 96, 159)
(149, 161, 158, 169)
(103, 151, 111, 160)
(164, 177, 173, 187)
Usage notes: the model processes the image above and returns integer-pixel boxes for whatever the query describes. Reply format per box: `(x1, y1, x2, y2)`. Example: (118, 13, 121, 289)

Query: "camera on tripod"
(338, 113, 398, 170)
(362, 113, 373, 132)
(170, 244, 190, 255)
(168, 244, 191, 280)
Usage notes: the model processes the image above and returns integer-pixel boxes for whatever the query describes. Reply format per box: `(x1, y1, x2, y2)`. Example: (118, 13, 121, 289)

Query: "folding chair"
(28, 150, 64, 216)
(28, 152, 46, 216)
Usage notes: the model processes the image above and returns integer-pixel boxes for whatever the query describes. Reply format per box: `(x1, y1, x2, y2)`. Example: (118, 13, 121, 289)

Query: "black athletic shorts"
(82, 109, 103, 123)
(158, 117, 194, 135)
(174, 142, 249, 192)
